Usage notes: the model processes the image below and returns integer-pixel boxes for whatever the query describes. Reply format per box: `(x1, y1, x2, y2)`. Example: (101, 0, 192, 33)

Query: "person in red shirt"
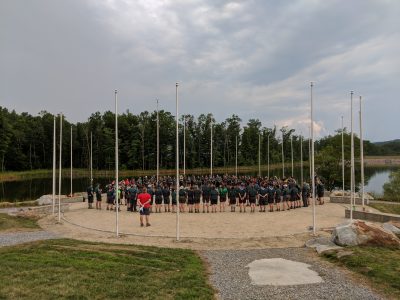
(137, 186, 152, 227)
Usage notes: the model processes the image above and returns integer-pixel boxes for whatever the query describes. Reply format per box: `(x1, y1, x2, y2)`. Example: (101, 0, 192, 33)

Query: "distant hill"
(368, 139, 400, 155)
(374, 139, 400, 146)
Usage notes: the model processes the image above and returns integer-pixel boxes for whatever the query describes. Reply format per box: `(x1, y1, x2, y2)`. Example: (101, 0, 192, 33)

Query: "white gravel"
(0, 231, 59, 247)
(202, 248, 384, 300)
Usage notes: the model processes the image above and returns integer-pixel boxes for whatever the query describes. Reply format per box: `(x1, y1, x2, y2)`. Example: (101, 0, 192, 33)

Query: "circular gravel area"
(0, 231, 59, 247)
(202, 248, 383, 300)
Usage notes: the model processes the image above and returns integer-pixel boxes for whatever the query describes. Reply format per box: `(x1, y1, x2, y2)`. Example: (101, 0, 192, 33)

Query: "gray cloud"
(1, 0, 399, 141)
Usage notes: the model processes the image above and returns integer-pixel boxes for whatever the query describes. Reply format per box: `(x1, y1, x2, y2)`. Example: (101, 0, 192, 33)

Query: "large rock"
(383, 222, 400, 237)
(37, 194, 53, 205)
(331, 220, 400, 247)
(305, 237, 342, 254)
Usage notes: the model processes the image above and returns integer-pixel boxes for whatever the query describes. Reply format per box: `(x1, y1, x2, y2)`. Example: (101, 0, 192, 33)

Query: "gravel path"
(0, 231, 59, 247)
(202, 248, 384, 300)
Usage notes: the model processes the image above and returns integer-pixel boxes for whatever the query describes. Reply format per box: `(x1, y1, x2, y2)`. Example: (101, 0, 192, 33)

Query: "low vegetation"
(0, 213, 39, 231)
(368, 203, 400, 215)
(0, 239, 214, 299)
(323, 246, 400, 299)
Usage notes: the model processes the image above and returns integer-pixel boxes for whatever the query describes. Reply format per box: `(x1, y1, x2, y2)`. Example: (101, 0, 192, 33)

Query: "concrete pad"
(246, 258, 323, 286)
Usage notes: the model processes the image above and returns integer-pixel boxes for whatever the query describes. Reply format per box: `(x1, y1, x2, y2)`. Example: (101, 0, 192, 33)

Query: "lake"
(0, 166, 397, 202)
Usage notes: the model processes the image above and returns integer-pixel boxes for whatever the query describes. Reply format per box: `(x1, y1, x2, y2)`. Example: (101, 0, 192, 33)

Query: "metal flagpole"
(350, 91, 354, 222)
(258, 133, 261, 177)
(300, 134, 303, 185)
(210, 120, 213, 177)
(267, 134, 270, 178)
(342, 116, 345, 203)
(359, 96, 365, 209)
(309, 126, 311, 180)
(183, 116, 186, 177)
(281, 130, 285, 178)
(176, 82, 180, 241)
(58, 113, 63, 223)
(90, 132, 93, 184)
(115, 90, 119, 237)
(291, 135, 294, 178)
(52, 115, 56, 214)
(311, 82, 316, 235)
(70, 125, 73, 196)
(235, 135, 238, 177)
(157, 99, 159, 183)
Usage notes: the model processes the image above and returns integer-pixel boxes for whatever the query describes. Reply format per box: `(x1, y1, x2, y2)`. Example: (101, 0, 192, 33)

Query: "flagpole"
(235, 135, 238, 177)
(58, 113, 62, 223)
(115, 90, 119, 237)
(70, 125, 73, 196)
(176, 82, 180, 241)
(350, 91, 354, 222)
(311, 82, 316, 235)
(157, 99, 159, 183)
(341, 116, 345, 203)
(300, 134, 303, 185)
(291, 135, 294, 178)
(281, 130, 285, 178)
(258, 133, 261, 177)
(183, 116, 186, 177)
(267, 133, 270, 178)
(359, 96, 365, 209)
(210, 120, 213, 177)
(52, 115, 56, 214)
(90, 132, 93, 184)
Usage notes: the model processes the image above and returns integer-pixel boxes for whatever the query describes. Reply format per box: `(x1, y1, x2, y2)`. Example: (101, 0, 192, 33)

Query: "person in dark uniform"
(289, 182, 299, 209)
(274, 182, 282, 211)
(210, 185, 219, 213)
(106, 186, 114, 210)
(87, 185, 94, 209)
(238, 183, 247, 213)
(147, 184, 154, 212)
(282, 183, 290, 211)
(228, 185, 237, 212)
(171, 187, 177, 213)
(193, 185, 202, 213)
(302, 182, 310, 207)
(128, 185, 138, 212)
(316, 178, 325, 205)
(218, 184, 228, 212)
(258, 183, 267, 212)
(202, 183, 211, 213)
(267, 182, 275, 212)
(154, 185, 163, 213)
(187, 185, 195, 213)
(247, 183, 258, 213)
(162, 185, 171, 212)
(178, 186, 187, 213)
(94, 184, 102, 210)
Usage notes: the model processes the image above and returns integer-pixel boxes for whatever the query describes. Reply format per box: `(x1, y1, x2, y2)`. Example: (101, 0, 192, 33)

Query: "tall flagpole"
(309, 126, 311, 180)
(52, 115, 56, 214)
(235, 135, 238, 177)
(70, 125, 73, 196)
(311, 82, 316, 235)
(300, 134, 303, 185)
(176, 82, 180, 241)
(156, 99, 159, 183)
(350, 91, 354, 222)
(291, 135, 294, 178)
(183, 116, 186, 177)
(267, 133, 270, 178)
(281, 130, 285, 178)
(359, 96, 365, 209)
(90, 132, 93, 184)
(58, 113, 63, 223)
(258, 133, 261, 177)
(210, 120, 213, 177)
(341, 116, 345, 203)
(115, 90, 119, 237)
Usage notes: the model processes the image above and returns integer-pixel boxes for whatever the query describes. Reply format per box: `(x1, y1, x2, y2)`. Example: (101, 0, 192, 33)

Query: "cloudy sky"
(1, 0, 399, 141)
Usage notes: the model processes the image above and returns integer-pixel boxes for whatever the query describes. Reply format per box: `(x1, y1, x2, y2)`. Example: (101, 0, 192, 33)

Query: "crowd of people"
(86, 175, 325, 226)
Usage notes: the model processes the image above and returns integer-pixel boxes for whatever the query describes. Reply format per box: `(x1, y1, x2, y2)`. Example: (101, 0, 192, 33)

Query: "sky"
(1, 0, 399, 142)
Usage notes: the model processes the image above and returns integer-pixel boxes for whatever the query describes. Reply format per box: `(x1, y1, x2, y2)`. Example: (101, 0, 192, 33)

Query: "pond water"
(0, 166, 397, 202)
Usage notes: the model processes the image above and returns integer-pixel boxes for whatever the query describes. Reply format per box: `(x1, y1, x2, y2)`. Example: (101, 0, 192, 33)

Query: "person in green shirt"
(218, 184, 228, 212)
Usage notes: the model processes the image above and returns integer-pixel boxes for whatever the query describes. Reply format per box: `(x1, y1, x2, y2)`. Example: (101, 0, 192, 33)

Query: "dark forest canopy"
(0, 106, 397, 173)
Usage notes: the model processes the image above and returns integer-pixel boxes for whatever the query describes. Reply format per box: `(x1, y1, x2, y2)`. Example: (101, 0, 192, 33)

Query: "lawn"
(323, 246, 400, 298)
(0, 213, 39, 231)
(0, 239, 215, 299)
(369, 203, 400, 215)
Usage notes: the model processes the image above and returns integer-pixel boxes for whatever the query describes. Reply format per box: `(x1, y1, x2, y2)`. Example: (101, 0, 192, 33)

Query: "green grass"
(369, 203, 400, 215)
(323, 246, 400, 298)
(0, 239, 215, 299)
(0, 213, 39, 231)
(0, 201, 38, 209)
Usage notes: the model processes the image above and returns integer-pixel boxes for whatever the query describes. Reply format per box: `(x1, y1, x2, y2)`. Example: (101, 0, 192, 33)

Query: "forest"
(0, 106, 392, 179)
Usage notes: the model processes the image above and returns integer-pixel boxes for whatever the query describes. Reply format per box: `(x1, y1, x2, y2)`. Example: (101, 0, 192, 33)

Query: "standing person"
(247, 182, 258, 213)
(258, 183, 267, 212)
(274, 182, 282, 211)
(267, 182, 276, 212)
(193, 185, 202, 213)
(187, 185, 195, 213)
(94, 184, 102, 210)
(202, 182, 211, 213)
(218, 184, 228, 212)
(171, 187, 177, 213)
(210, 185, 219, 213)
(154, 185, 163, 213)
(162, 184, 171, 212)
(289, 182, 299, 209)
(147, 184, 154, 212)
(179, 186, 187, 213)
(106, 185, 114, 210)
(228, 185, 237, 212)
(137, 186, 152, 227)
(87, 184, 94, 209)
(316, 178, 325, 205)
(238, 183, 247, 213)
(128, 185, 138, 212)
(282, 183, 290, 211)
(302, 182, 310, 207)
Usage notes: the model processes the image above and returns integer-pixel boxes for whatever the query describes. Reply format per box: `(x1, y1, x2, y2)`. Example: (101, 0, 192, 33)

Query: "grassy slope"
(369, 203, 400, 215)
(323, 246, 400, 299)
(0, 239, 214, 300)
(0, 213, 39, 231)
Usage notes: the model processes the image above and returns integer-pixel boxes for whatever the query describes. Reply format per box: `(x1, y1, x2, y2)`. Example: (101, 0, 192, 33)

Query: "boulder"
(383, 222, 400, 236)
(305, 237, 342, 254)
(37, 194, 53, 205)
(331, 220, 400, 247)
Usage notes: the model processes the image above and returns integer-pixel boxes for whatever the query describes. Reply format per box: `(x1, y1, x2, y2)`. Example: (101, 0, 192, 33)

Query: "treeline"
(0, 106, 393, 175)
